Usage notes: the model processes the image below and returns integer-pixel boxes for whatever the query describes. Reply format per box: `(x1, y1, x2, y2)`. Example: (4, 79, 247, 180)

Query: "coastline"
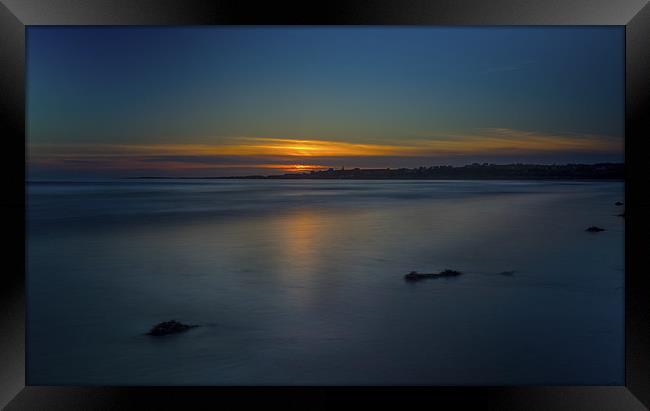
(123, 176, 625, 181)
(121, 163, 624, 181)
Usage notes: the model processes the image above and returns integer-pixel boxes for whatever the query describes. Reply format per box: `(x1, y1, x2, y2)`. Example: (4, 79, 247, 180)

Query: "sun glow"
(29, 129, 622, 174)
(31, 130, 621, 159)
(277, 164, 327, 172)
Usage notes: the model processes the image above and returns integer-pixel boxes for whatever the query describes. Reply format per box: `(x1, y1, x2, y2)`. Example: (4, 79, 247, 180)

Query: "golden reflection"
(276, 209, 324, 273)
(271, 209, 328, 306)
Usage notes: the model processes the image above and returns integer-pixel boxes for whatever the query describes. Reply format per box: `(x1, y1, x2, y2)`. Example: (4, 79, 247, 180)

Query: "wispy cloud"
(28, 128, 622, 175)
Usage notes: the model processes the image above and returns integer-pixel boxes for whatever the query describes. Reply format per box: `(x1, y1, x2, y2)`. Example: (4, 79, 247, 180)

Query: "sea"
(26, 179, 624, 385)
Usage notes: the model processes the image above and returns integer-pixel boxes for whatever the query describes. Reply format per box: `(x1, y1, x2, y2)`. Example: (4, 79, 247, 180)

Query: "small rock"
(615, 201, 624, 206)
(499, 271, 516, 276)
(147, 320, 198, 336)
(404, 269, 462, 281)
(585, 226, 605, 232)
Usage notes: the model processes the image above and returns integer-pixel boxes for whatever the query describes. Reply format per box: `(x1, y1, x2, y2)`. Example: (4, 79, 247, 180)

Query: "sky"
(27, 27, 624, 178)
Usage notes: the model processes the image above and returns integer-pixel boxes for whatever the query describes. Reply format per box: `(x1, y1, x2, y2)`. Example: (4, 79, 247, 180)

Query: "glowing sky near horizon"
(27, 27, 624, 177)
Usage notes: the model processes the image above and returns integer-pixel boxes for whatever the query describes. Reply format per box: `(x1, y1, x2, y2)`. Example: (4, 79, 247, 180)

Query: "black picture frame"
(1, 0, 649, 409)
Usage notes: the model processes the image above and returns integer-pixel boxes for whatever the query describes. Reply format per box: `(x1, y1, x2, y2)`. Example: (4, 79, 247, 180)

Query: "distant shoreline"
(124, 176, 625, 181)
(124, 163, 624, 181)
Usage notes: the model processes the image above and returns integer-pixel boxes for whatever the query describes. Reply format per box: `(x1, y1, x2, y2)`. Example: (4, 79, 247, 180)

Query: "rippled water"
(27, 179, 624, 385)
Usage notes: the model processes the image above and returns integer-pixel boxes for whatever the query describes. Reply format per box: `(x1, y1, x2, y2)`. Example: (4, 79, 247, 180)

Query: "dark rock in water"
(615, 201, 624, 206)
(438, 269, 462, 277)
(617, 212, 625, 218)
(585, 226, 606, 232)
(404, 269, 462, 282)
(147, 320, 198, 336)
(499, 270, 516, 276)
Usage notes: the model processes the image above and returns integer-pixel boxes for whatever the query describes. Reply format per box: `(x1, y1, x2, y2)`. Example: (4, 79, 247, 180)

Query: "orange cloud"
(29, 139, 405, 158)
(34, 129, 620, 158)
(31, 158, 329, 173)
(29, 128, 621, 172)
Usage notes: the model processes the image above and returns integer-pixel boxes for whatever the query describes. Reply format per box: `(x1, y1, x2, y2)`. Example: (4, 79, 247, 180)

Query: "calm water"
(27, 179, 624, 385)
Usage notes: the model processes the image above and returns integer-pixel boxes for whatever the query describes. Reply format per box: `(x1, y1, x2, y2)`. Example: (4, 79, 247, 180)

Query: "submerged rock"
(147, 320, 198, 336)
(615, 201, 624, 206)
(585, 226, 606, 232)
(498, 270, 516, 276)
(617, 212, 625, 218)
(404, 269, 462, 282)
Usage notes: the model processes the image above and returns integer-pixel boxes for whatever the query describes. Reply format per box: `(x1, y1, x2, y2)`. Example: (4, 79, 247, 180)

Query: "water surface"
(27, 179, 624, 385)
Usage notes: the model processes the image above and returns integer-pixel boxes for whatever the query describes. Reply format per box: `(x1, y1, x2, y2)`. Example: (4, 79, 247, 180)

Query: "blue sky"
(27, 27, 624, 177)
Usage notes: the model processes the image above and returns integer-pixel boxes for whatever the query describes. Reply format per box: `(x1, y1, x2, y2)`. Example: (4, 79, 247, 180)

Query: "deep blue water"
(27, 179, 624, 385)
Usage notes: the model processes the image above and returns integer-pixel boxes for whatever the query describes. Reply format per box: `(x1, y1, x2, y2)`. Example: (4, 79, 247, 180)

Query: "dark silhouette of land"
(132, 163, 624, 180)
